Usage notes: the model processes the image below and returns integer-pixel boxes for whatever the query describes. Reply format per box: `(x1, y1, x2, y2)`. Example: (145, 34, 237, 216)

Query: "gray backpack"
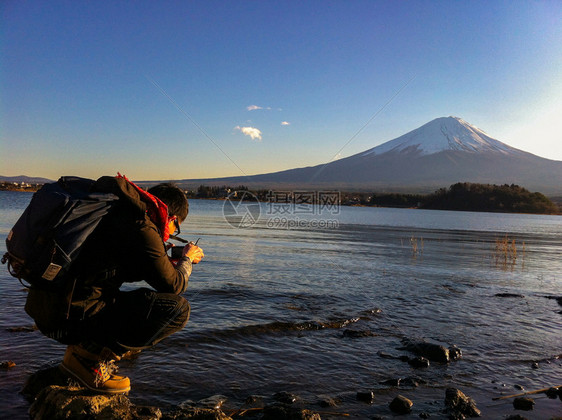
(2, 176, 118, 288)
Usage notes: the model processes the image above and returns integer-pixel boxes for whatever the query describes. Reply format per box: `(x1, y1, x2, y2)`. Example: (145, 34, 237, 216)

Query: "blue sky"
(2, 0, 561, 181)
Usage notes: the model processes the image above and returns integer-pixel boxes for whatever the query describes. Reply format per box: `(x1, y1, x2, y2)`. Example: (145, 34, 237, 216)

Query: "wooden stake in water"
(492, 385, 561, 401)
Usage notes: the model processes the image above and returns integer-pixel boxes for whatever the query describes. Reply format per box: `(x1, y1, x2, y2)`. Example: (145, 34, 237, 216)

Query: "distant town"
(0, 181, 44, 192)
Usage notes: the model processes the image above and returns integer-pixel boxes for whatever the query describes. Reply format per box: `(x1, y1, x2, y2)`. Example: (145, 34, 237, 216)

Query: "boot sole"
(59, 363, 131, 394)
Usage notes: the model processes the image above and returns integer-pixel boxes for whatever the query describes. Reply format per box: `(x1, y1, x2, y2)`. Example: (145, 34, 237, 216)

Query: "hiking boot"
(60, 345, 131, 394)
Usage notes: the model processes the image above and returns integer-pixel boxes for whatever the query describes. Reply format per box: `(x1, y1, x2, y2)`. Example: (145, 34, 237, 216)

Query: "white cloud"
(234, 125, 262, 141)
(247, 105, 272, 111)
(281, 121, 290, 126)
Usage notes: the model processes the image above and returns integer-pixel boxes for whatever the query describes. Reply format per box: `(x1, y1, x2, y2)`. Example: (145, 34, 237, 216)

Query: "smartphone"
(170, 246, 184, 259)
(169, 239, 201, 260)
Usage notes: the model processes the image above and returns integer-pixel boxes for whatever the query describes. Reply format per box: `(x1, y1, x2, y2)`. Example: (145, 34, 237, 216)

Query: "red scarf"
(117, 173, 171, 241)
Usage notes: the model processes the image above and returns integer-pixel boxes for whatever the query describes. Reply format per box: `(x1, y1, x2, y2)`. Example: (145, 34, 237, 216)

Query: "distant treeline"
(189, 185, 251, 199)
(3, 181, 558, 214)
(188, 183, 560, 215)
(421, 183, 559, 214)
(344, 183, 559, 214)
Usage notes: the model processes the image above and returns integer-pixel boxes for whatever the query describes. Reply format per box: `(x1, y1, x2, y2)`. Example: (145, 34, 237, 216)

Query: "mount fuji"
(361, 117, 523, 157)
(173, 117, 562, 194)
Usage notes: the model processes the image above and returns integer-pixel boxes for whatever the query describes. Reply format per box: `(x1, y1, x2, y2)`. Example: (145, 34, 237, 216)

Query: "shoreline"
(14, 364, 562, 419)
(1, 186, 559, 215)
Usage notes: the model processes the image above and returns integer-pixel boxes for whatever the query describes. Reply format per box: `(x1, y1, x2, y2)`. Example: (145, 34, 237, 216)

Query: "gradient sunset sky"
(2, 1, 561, 181)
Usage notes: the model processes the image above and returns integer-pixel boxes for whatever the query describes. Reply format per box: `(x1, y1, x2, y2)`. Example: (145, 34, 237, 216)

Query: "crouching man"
(24, 176, 204, 393)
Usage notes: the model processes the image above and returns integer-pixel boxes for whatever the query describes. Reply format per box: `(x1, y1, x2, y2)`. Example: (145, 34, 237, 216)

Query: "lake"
(0, 190, 560, 419)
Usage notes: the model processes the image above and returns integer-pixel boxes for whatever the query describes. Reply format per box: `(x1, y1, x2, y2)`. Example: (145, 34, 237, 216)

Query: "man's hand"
(183, 243, 204, 264)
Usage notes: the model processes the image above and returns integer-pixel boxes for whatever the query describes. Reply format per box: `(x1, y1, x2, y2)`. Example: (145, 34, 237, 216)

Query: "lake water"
(0, 190, 561, 419)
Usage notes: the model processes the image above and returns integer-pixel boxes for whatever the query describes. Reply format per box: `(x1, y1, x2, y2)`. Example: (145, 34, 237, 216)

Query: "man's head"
(148, 183, 189, 223)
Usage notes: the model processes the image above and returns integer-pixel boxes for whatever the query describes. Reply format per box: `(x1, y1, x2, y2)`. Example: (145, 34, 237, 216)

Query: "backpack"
(2, 176, 119, 288)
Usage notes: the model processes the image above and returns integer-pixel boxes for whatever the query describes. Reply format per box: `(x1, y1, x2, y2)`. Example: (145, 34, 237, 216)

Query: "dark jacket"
(25, 176, 191, 337)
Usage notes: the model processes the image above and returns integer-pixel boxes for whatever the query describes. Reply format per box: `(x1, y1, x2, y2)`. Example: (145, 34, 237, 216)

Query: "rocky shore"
(15, 364, 561, 420)
(5, 298, 562, 419)
(22, 368, 322, 420)
(4, 322, 561, 419)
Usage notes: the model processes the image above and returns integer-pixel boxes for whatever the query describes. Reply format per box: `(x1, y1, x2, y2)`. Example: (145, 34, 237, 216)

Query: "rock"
(133, 405, 163, 419)
(261, 403, 321, 420)
(494, 293, 524, 298)
(29, 385, 133, 420)
(356, 391, 375, 403)
(244, 395, 264, 406)
(545, 387, 560, 398)
(419, 412, 431, 419)
(401, 377, 419, 387)
(377, 351, 397, 359)
(408, 356, 430, 368)
(164, 406, 232, 419)
(21, 366, 71, 400)
(24, 367, 139, 419)
(531, 362, 539, 369)
(178, 399, 197, 409)
(513, 397, 534, 411)
(196, 395, 228, 410)
(380, 378, 401, 386)
(401, 339, 459, 363)
(317, 395, 339, 407)
(389, 395, 413, 414)
(448, 346, 462, 361)
(514, 384, 524, 390)
(273, 391, 300, 404)
(24, 367, 232, 420)
(444, 388, 481, 418)
(402, 377, 425, 387)
(1, 360, 16, 369)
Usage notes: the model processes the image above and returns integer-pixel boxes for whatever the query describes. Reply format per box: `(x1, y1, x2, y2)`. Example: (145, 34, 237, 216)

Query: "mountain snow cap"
(363, 116, 522, 157)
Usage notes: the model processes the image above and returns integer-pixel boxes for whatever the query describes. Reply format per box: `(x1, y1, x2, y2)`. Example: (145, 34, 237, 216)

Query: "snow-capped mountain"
(172, 117, 562, 194)
(362, 117, 523, 156)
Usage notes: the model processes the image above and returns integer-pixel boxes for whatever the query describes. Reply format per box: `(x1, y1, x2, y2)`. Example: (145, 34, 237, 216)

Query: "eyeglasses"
(170, 216, 181, 235)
